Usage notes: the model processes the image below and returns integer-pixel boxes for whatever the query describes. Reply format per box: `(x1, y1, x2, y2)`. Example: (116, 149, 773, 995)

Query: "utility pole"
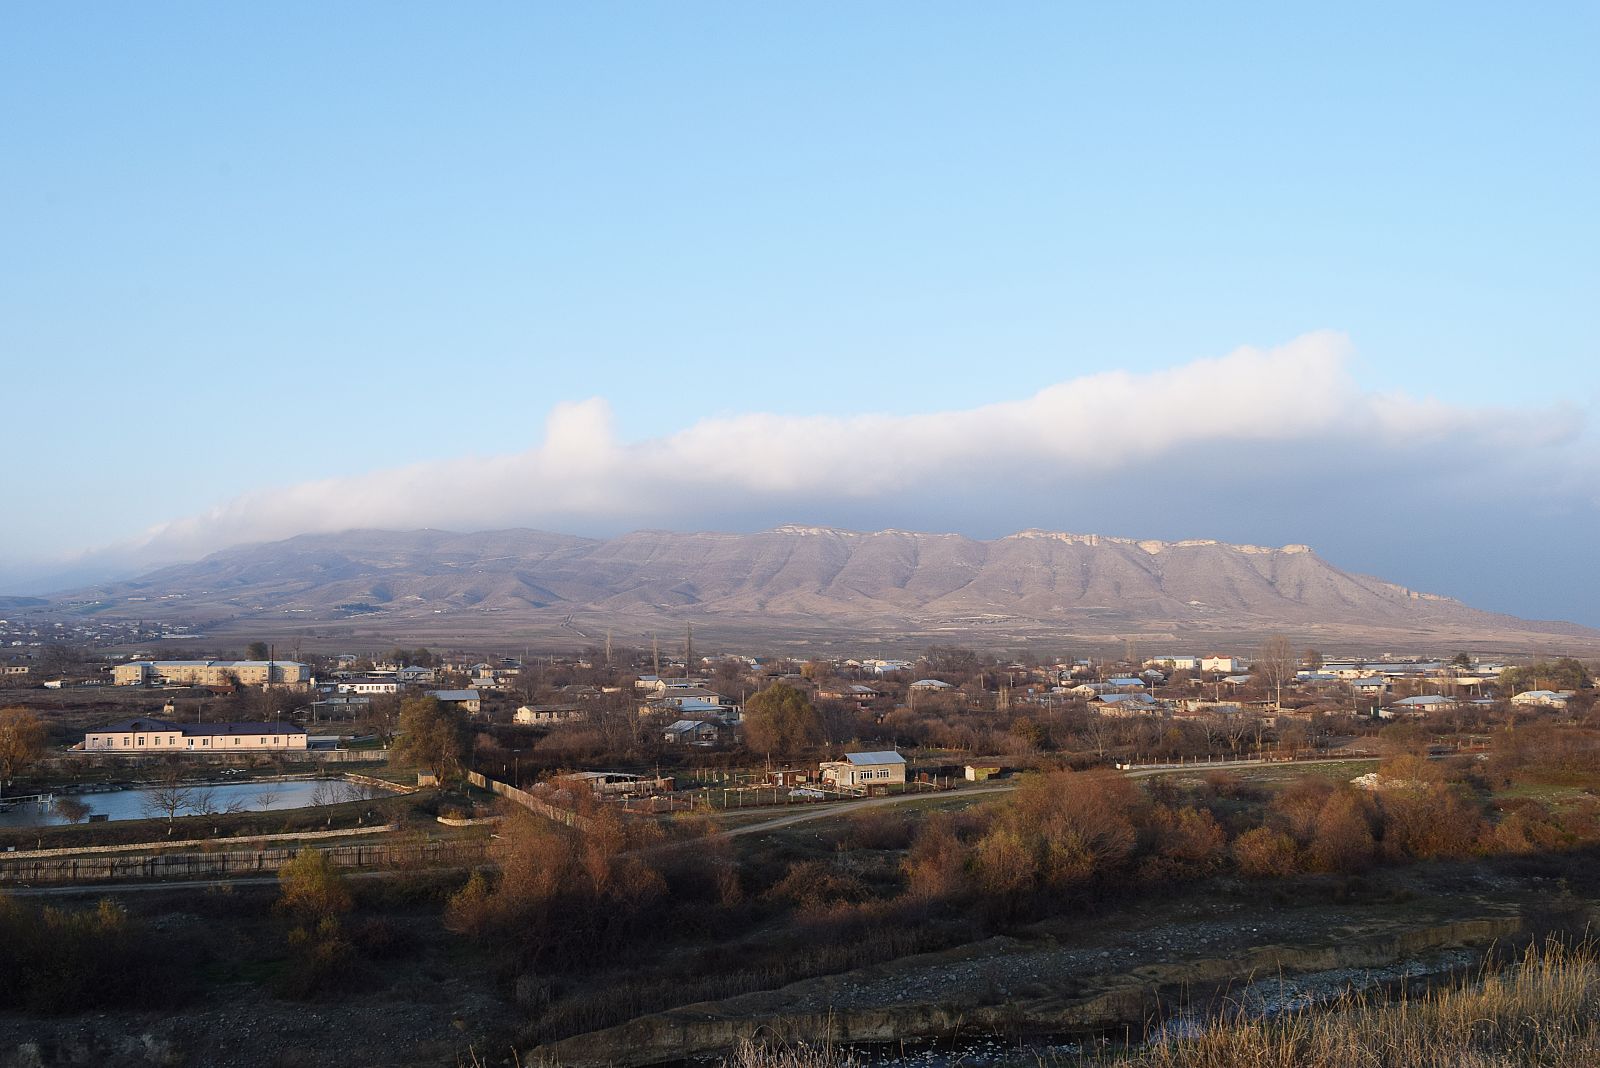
(652, 634, 660, 678)
(685, 623, 694, 678)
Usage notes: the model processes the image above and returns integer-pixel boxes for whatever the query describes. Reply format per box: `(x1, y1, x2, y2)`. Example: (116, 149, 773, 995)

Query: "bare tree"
(142, 775, 195, 828)
(52, 797, 92, 824)
(1256, 635, 1296, 709)
(310, 779, 342, 808)
(255, 787, 282, 810)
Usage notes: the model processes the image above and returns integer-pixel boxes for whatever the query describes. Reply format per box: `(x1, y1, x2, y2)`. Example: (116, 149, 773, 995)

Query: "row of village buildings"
(85, 649, 1586, 756)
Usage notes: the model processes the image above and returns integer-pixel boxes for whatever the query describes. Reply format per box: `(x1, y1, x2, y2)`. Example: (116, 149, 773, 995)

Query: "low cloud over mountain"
(16, 332, 1598, 624)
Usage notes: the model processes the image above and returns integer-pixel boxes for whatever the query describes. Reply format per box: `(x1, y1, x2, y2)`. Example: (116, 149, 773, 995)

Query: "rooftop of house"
(90, 719, 307, 736)
(843, 750, 906, 765)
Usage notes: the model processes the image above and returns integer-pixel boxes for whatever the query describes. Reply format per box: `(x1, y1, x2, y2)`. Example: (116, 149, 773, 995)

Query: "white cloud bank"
(48, 332, 1598, 593)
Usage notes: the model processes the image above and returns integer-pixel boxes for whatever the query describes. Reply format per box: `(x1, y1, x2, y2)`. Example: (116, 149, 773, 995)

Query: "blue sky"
(2, 4, 1597, 624)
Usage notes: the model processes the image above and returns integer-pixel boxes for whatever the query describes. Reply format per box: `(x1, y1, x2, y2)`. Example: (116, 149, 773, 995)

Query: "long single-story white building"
(82, 718, 309, 753)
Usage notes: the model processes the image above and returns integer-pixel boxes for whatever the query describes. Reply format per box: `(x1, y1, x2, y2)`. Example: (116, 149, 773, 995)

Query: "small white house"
(1380, 695, 1455, 718)
(515, 704, 585, 725)
(662, 719, 721, 745)
(1202, 656, 1244, 674)
(338, 679, 400, 695)
(1511, 690, 1573, 709)
(429, 689, 482, 715)
(819, 750, 907, 790)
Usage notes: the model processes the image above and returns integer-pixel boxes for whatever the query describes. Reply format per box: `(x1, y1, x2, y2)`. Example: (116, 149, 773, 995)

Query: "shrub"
(0, 895, 202, 1013)
(1233, 827, 1300, 878)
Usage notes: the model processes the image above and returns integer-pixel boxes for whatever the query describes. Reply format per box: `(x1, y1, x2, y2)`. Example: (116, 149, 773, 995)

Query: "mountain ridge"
(45, 526, 1599, 649)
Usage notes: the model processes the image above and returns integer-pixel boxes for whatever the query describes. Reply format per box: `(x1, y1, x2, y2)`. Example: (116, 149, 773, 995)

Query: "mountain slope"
(53, 526, 1598, 647)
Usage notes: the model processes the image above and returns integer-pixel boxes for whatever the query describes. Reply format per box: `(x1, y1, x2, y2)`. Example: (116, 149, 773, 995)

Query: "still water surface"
(0, 778, 392, 829)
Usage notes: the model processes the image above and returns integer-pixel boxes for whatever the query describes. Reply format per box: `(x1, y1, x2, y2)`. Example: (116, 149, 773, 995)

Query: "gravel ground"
(0, 974, 512, 1068)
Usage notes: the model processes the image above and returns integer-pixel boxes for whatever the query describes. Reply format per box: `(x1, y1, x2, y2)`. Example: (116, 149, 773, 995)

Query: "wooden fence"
(0, 837, 485, 886)
(468, 771, 594, 832)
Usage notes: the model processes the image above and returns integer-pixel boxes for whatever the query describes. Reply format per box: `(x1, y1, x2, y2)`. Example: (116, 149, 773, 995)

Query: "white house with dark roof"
(819, 750, 906, 790)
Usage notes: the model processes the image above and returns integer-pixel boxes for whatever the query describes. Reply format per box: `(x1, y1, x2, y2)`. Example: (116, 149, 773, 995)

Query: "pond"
(0, 777, 395, 829)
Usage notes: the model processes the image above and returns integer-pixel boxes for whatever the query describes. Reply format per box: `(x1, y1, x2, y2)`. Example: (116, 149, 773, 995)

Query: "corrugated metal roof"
(844, 750, 905, 765)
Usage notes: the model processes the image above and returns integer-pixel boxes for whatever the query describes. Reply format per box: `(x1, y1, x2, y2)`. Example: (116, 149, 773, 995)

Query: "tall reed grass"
(1118, 938, 1600, 1068)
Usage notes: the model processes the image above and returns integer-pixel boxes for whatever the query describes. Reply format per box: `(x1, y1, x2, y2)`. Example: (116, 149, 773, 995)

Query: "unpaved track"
(14, 755, 1376, 894)
(716, 753, 1377, 838)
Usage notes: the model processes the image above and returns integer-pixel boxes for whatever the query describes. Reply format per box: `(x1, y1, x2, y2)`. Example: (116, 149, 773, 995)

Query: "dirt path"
(715, 754, 1378, 839)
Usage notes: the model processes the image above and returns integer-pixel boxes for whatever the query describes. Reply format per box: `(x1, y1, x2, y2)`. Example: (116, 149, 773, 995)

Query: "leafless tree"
(142, 776, 195, 826)
(1256, 635, 1296, 709)
(52, 797, 92, 824)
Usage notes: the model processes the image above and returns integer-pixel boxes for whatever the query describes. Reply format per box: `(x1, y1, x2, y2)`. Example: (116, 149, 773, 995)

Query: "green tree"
(743, 682, 825, 757)
(0, 708, 46, 799)
(1501, 658, 1593, 695)
(276, 847, 355, 998)
(277, 847, 353, 921)
(392, 696, 466, 779)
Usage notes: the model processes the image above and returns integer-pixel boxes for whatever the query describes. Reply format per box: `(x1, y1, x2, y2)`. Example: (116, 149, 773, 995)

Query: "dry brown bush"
(1307, 789, 1376, 873)
(1232, 826, 1300, 878)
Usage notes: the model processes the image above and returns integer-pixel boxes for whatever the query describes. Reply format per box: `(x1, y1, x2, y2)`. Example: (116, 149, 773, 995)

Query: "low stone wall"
(1, 822, 400, 860)
(0, 837, 485, 885)
(346, 771, 417, 794)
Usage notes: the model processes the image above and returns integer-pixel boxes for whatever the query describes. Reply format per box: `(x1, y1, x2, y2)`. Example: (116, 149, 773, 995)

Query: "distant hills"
(46, 526, 1600, 651)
